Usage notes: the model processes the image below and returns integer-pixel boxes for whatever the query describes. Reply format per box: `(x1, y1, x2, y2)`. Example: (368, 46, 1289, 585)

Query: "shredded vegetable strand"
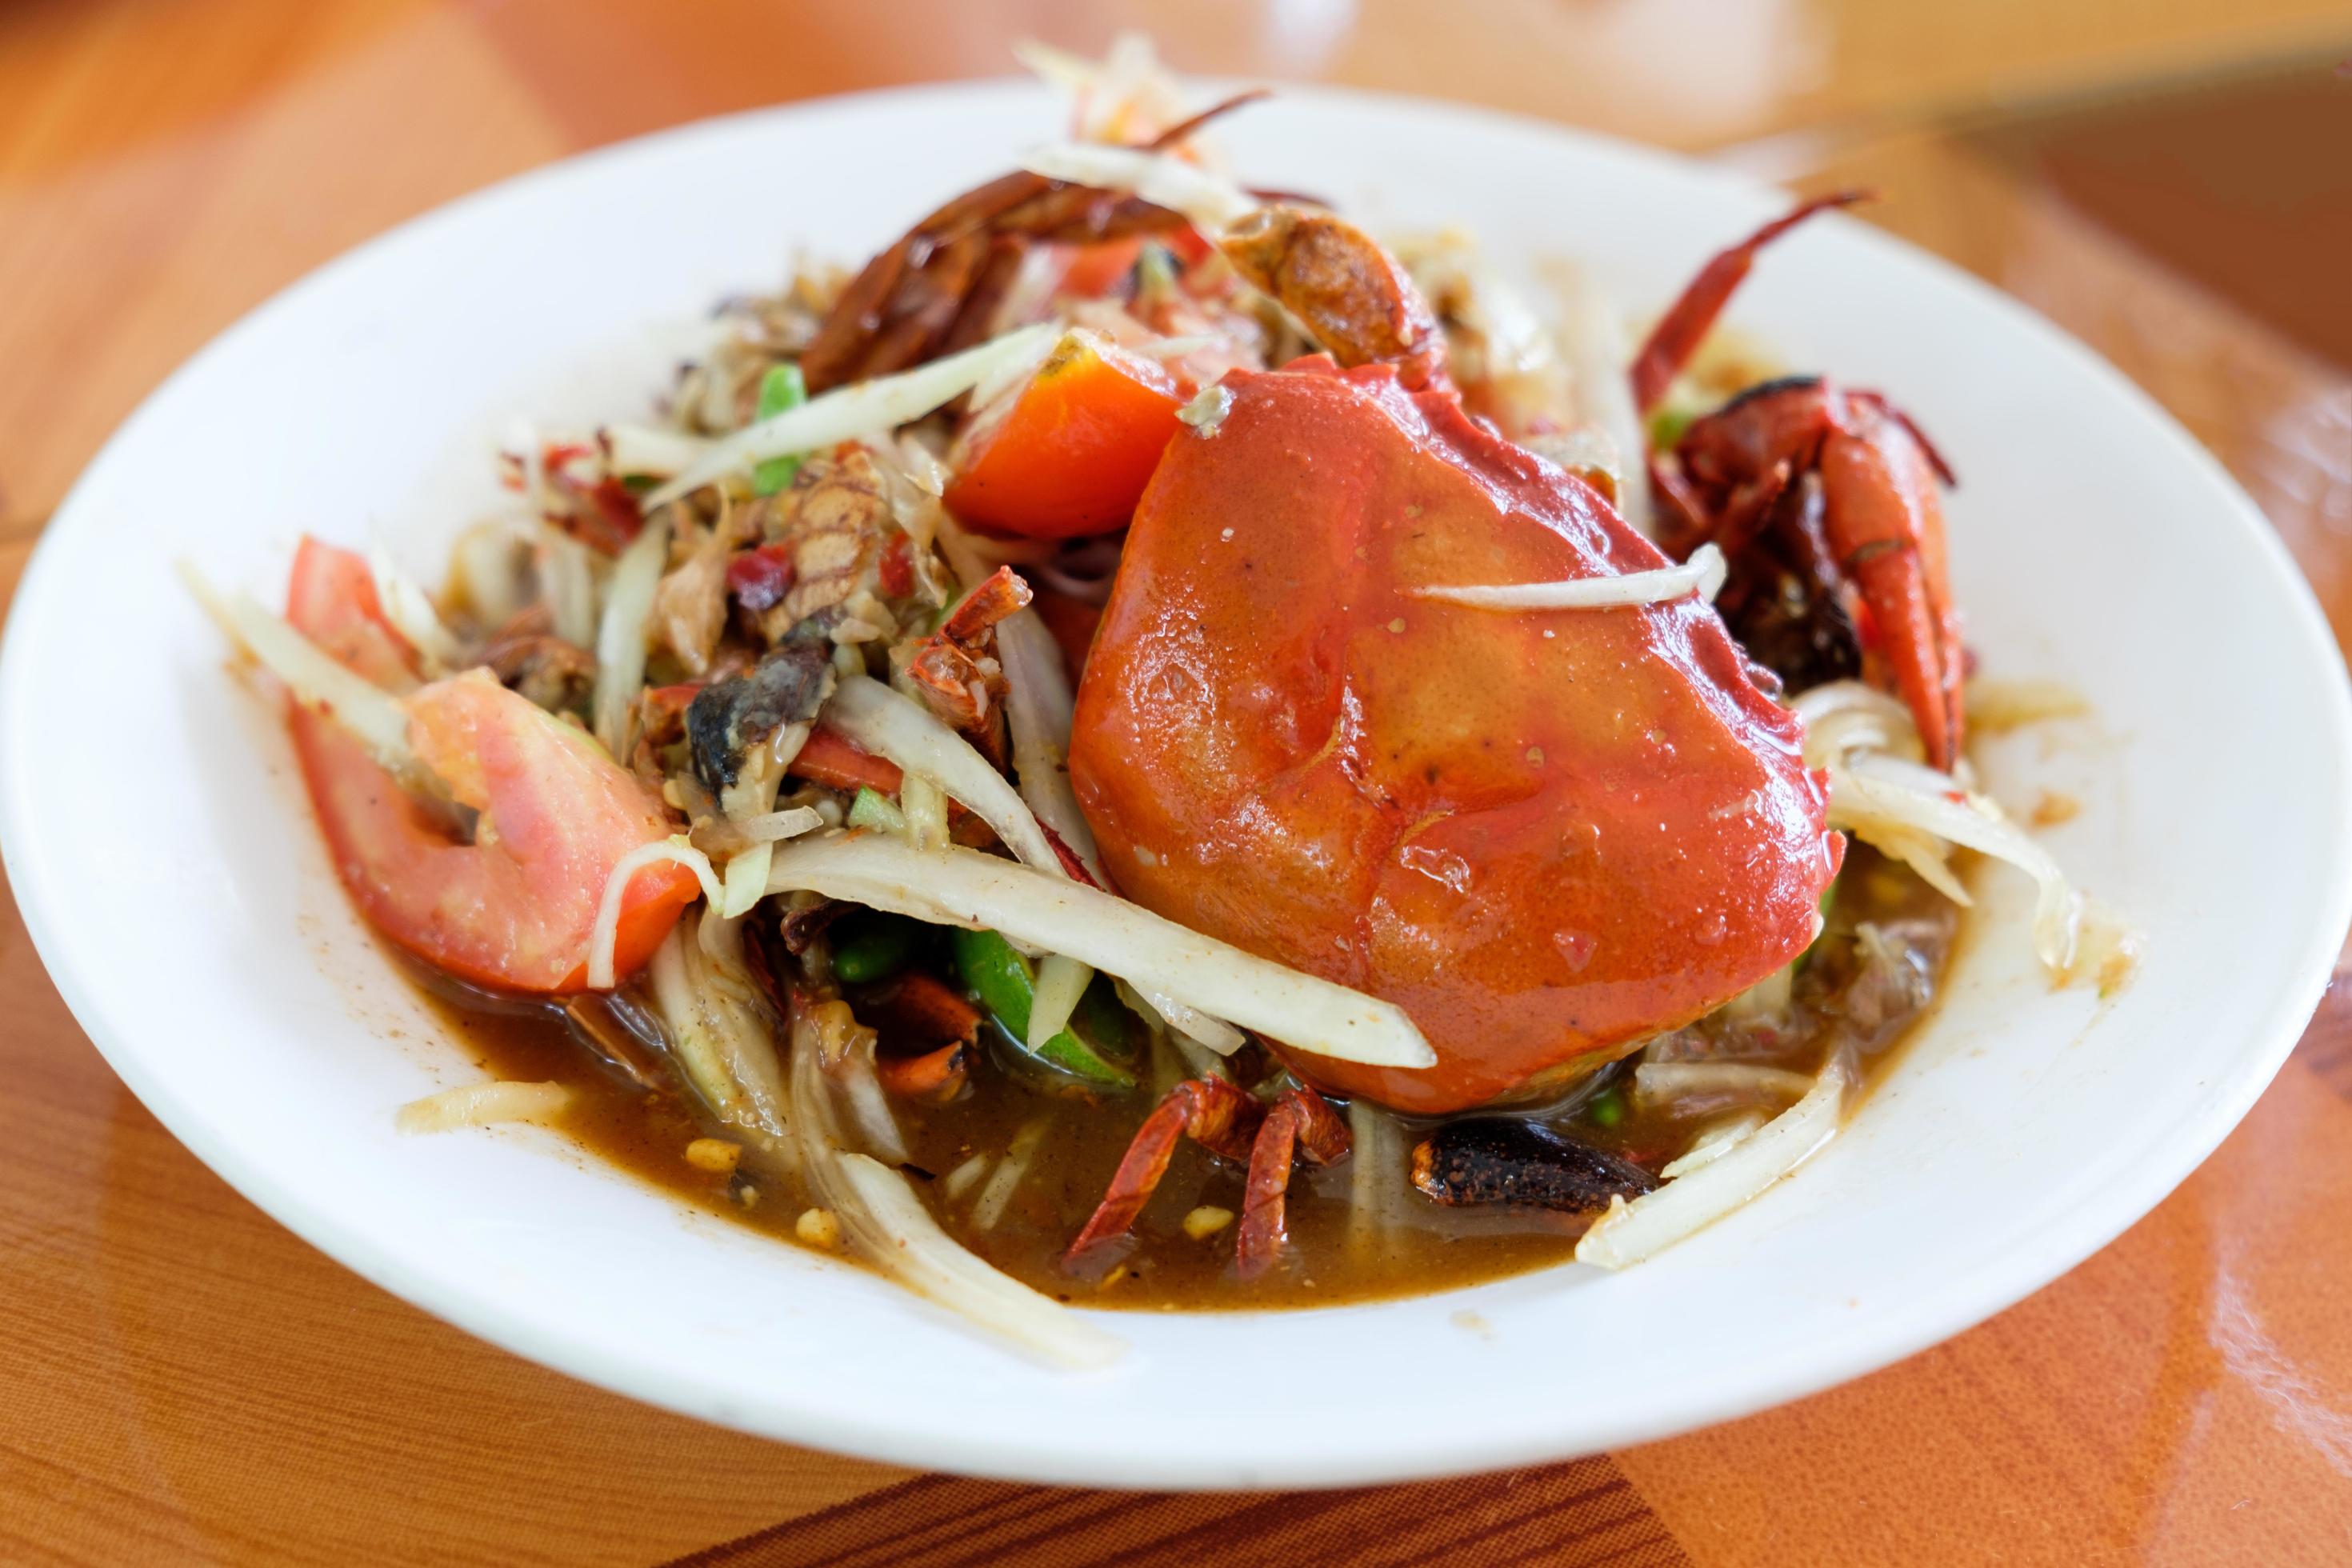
(967, 330, 1062, 414)
(450, 518, 532, 629)
(593, 515, 670, 759)
(646, 928, 793, 1149)
(1634, 1062, 1814, 1109)
(940, 1152, 993, 1202)
(1143, 990, 1245, 1055)
(1578, 1058, 1850, 1270)
(394, 1080, 569, 1134)
(826, 674, 1063, 874)
(900, 773, 950, 853)
(714, 720, 811, 919)
(538, 525, 597, 648)
(1346, 1100, 1402, 1259)
(1026, 954, 1093, 1054)
(787, 1018, 1117, 1366)
(1414, 543, 1726, 610)
(720, 846, 774, 919)
(587, 835, 722, 990)
(367, 545, 463, 671)
(1550, 261, 1652, 538)
(1658, 1111, 1768, 1179)
(1794, 679, 2083, 970)
(1110, 976, 1246, 1058)
(970, 1118, 1049, 1231)
(178, 562, 421, 784)
(833, 1153, 1122, 1366)
(1790, 679, 1926, 766)
(1018, 142, 1258, 234)
(643, 324, 1061, 510)
(1836, 756, 2082, 970)
(995, 609, 1106, 881)
(837, 1046, 910, 1165)
(602, 422, 708, 479)
(765, 833, 1434, 1069)
(734, 806, 824, 844)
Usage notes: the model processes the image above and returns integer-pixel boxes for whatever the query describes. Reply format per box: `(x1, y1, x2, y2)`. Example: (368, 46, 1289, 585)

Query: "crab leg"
(803, 172, 1183, 390)
(1063, 1076, 1261, 1268)
(1629, 190, 1868, 415)
(1139, 88, 1273, 153)
(1670, 370, 1965, 766)
(1821, 398, 1966, 768)
(1234, 1086, 1351, 1279)
(803, 93, 1275, 394)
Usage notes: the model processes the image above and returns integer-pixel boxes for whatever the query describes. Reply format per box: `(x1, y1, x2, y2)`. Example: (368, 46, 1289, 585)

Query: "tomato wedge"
(1057, 237, 1146, 299)
(787, 726, 904, 797)
(942, 333, 1185, 540)
(285, 537, 696, 993)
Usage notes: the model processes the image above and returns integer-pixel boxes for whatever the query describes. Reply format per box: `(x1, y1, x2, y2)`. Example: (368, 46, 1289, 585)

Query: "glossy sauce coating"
(1070, 358, 1841, 1112)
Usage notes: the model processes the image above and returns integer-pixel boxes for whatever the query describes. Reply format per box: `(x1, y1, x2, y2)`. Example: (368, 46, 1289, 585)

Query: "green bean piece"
(949, 929, 1136, 1087)
(846, 786, 906, 834)
(1648, 406, 1694, 453)
(1135, 242, 1178, 297)
(750, 362, 807, 496)
(1588, 1086, 1626, 1129)
(1796, 875, 1840, 975)
(830, 912, 920, 986)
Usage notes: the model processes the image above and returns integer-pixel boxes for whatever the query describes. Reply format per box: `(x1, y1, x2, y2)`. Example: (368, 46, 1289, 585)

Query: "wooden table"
(5, 4, 2350, 1562)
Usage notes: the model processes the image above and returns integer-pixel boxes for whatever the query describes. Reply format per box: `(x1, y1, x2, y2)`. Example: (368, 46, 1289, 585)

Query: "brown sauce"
(409, 847, 1954, 1311)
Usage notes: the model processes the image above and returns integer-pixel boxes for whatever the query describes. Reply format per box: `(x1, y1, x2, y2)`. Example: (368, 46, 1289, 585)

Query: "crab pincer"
(1234, 1086, 1351, 1278)
(1218, 206, 1450, 391)
(1627, 190, 1870, 413)
(1635, 194, 1967, 766)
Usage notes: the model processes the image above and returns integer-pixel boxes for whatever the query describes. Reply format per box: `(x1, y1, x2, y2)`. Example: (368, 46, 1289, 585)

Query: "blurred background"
(2, 0, 2346, 627)
(2, 4, 2350, 1563)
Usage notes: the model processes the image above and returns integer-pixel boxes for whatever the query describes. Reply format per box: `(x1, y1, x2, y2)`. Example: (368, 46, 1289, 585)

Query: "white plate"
(5, 82, 2349, 1489)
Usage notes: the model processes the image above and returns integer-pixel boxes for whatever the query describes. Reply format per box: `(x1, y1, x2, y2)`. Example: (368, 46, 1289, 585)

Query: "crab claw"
(1063, 1077, 1260, 1270)
(1063, 1078, 1352, 1279)
(1822, 394, 1966, 768)
(1629, 190, 1870, 414)
(1234, 1086, 1350, 1279)
(1219, 206, 1449, 391)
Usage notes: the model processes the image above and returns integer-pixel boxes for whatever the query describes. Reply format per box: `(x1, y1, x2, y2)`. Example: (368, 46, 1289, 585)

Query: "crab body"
(1070, 356, 1840, 1114)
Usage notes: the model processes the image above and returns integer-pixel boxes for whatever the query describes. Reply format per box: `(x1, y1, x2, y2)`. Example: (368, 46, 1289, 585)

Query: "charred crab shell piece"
(686, 643, 837, 795)
(1410, 1118, 1657, 1214)
(1068, 358, 1841, 1114)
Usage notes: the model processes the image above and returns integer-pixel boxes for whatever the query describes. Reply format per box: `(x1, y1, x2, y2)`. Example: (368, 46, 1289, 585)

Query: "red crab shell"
(1069, 357, 1841, 1114)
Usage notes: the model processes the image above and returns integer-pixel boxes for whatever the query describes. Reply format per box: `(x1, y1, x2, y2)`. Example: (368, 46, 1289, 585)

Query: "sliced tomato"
(286, 534, 418, 690)
(942, 333, 1185, 541)
(1164, 225, 1214, 268)
(787, 726, 904, 797)
(1057, 236, 1145, 298)
(286, 537, 696, 994)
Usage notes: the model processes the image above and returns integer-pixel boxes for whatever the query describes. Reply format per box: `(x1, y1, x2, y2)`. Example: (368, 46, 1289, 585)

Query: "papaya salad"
(187, 42, 2126, 1365)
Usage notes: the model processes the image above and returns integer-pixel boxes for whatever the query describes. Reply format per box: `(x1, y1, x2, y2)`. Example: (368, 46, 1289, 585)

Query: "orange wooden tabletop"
(5, 3, 2352, 1563)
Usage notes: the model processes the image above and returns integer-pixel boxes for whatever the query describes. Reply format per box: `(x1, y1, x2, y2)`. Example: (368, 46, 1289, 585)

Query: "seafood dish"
(186, 42, 2122, 1365)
